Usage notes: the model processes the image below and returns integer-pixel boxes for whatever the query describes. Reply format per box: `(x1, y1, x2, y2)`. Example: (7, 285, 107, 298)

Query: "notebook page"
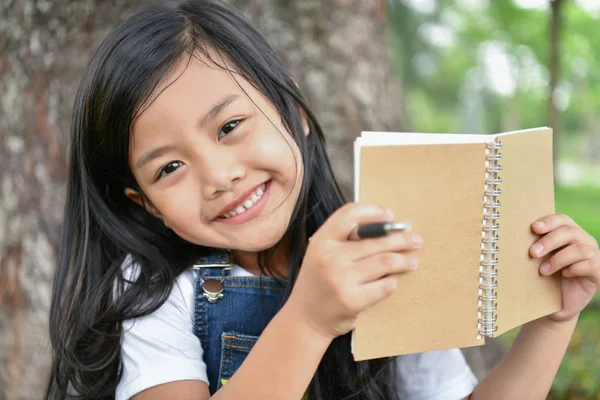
(494, 127, 562, 335)
(353, 129, 549, 202)
(353, 139, 488, 360)
(354, 132, 492, 202)
(495, 126, 551, 138)
(351, 132, 493, 356)
(359, 131, 492, 146)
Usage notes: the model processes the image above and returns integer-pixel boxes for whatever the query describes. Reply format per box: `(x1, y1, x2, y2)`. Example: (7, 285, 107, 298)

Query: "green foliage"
(388, 0, 600, 145)
(556, 185, 600, 240)
(495, 185, 600, 398)
(555, 185, 600, 397)
(549, 304, 600, 399)
(554, 185, 600, 399)
(387, 1, 600, 397)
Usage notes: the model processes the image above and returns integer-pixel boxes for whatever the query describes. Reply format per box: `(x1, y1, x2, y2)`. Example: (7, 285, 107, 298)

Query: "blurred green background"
(386, 0, 599, 398)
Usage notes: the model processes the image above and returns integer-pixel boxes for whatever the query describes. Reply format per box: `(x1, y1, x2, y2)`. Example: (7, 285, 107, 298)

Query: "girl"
(46, 1, 600, 399)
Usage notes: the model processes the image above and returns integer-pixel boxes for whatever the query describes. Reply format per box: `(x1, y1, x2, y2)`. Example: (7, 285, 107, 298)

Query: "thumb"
(318, 203, 394, 242)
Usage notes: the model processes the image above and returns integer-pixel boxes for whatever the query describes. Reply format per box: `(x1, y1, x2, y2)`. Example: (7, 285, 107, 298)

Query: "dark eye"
(218, 119, 242, 140)
(157, 161, 182, 180)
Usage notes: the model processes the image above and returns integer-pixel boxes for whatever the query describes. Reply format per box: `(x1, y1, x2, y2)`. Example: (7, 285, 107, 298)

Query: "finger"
(531, 213, 577, 235)
(539, 242, 594, 275)
(354, 252, 418, 283)
(530, 225, 580, 258)
(357, 274, 399, 309)
(561, 261, 600, 286)
(320, 203, 393, 241)
(344, 231, 422, 261)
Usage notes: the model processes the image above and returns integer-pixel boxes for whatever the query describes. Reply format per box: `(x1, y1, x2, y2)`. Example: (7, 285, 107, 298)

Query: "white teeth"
(220, 183, 267, 219)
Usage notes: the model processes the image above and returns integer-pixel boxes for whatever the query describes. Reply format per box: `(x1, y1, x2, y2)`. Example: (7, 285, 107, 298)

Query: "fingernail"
(413, 234, 422, 247)
(534, 221, 545, 230)
(410, 257, 419, 269)
(385, 209, 395, 219)
(531, 243, 543, 254)
(540, 262, 550, 274)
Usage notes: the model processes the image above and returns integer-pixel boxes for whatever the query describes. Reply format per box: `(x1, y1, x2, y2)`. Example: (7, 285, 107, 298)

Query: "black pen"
(354, 222, 412, 239)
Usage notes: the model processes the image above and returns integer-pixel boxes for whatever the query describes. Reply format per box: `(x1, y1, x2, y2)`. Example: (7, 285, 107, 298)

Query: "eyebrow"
(135, 94, 241, 170)
(198, 94, 240, 128)
(135, 144, 177, 170)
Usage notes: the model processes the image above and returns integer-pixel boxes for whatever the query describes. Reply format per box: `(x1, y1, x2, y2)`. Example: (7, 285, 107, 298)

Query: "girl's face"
(126, 56, 305, 255)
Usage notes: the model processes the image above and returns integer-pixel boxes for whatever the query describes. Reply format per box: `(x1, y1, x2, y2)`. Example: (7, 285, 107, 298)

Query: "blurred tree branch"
(547, 0, 564, 180)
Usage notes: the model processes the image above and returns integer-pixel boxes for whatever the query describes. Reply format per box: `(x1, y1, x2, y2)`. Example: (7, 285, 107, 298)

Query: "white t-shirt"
(116, 263, 478, 400)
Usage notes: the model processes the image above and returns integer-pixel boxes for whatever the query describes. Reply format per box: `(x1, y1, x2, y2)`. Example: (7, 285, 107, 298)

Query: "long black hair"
(46, 1, 397, 399)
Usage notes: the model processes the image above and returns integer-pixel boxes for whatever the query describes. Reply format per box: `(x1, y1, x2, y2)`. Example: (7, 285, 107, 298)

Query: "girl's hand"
(530, 214, 600, 323)
(287, 203, 421, 341)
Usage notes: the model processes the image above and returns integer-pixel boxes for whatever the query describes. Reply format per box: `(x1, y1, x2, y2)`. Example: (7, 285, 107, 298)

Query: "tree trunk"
(0, 1, 142, 398)
(547, 0, 564, 181)
(0, 1, 497, 397)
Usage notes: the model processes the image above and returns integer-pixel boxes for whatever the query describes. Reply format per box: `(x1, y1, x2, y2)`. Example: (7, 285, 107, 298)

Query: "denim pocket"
(217, 331, 258, 390)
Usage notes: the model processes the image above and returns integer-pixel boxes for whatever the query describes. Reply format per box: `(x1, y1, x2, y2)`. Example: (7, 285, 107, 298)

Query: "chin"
(239, 223, 290, 251)
(236, 235, 283, 252)
(177, 216, 291, 252)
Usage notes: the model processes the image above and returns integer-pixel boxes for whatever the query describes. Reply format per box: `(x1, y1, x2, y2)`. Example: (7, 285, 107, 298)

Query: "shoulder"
(116, 260, 207, 400)
(395, 349, 478, 400)
(120, 255, 197, 315)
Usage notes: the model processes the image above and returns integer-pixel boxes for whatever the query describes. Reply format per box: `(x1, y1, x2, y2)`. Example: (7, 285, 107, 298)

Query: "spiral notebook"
(351, 127, 562, 361)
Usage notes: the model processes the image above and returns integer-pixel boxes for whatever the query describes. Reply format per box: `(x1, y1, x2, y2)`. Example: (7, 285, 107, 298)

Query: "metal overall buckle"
(192, 253, 233, 303)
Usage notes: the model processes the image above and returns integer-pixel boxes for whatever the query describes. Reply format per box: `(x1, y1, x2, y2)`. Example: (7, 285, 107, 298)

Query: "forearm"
(211, 302, 331, 400)
(471, 316, 577, 400)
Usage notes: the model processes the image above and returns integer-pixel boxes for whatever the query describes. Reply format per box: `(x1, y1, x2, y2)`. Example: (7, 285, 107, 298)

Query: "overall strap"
(192, 249, 233, 303)
(191, 249, 286, 394)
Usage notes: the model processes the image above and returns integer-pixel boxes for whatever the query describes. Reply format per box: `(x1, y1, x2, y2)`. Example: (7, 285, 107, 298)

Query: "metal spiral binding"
(478, 139, 503, 339)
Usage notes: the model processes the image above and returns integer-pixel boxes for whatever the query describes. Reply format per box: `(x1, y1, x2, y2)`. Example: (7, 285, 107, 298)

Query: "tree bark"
(0, 2, 141, 398)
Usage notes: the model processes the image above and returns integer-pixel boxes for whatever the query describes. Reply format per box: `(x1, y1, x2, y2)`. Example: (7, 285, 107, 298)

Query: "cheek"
(161, 198, 213, 246)
(253, 124, 302, 175)
(145, 181, 203, 223)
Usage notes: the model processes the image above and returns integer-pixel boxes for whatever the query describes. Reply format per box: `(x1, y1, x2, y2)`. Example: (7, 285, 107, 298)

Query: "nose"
(198, 148, 246, 199)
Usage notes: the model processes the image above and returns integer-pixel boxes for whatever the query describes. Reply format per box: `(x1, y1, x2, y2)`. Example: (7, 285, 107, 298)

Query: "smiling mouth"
(218, 183, 266, 219)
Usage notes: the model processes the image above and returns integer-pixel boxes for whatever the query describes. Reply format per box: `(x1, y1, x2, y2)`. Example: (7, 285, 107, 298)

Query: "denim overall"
(192, 250, 286, 395)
